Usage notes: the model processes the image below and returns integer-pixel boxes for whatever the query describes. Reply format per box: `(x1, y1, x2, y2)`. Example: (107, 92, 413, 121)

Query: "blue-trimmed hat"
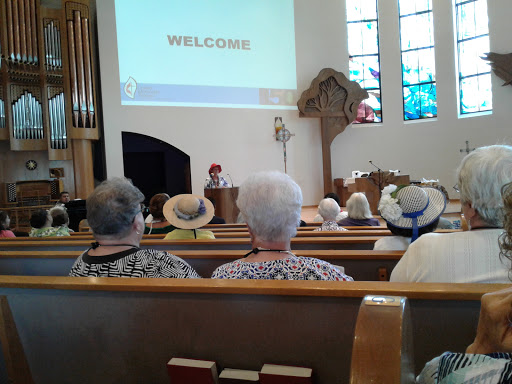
(378, 185, 446, 242)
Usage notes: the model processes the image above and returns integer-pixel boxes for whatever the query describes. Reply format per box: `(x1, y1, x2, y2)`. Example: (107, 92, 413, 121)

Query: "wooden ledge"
(0, 249, 404, 260)
(0, 275, 506, 300)
(0, 237, 383, 247)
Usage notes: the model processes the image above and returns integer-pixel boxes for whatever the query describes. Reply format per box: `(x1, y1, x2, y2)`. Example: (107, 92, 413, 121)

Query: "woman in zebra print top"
(69, 178, 200, 278)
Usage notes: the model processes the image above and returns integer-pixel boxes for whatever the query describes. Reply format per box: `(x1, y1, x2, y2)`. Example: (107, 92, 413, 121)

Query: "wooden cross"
(459, 140, 475, 155)
(297, 68, 368, 194)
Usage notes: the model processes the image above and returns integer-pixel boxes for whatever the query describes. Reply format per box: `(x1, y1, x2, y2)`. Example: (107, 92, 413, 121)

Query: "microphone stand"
(369, 161, 384, 197)
(227, 174, 234, 188)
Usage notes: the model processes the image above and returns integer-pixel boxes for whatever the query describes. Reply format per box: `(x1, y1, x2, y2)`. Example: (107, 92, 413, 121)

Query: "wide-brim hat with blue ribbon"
(163, 194, 214, 230)
(378, 185, 446, 242)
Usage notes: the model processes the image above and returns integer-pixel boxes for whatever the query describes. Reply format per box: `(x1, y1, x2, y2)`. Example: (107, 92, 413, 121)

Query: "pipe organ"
(0, 0, 99, 198)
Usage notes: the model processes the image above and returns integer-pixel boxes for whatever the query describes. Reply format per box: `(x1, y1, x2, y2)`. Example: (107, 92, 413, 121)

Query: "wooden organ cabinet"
(0, 0, 99, 203)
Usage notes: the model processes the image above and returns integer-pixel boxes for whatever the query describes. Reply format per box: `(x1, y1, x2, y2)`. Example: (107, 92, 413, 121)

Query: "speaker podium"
(204, 187, 240, 224)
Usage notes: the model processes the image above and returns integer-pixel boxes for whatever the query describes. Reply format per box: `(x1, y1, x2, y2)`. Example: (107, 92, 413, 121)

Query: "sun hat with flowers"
(163, 194, 214, 230)
(378, 184, 446, 242)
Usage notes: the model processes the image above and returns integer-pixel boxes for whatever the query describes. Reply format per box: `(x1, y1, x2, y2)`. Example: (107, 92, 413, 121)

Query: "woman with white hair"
(313, 193, 347, 222)
(211, 171, 353, 281)
(337, 193, 380, 227)
(416, 181, 512, 383)
(69, 178, 200, 278)
(391, 145, 512, 283)
(314, 198, 348, 231)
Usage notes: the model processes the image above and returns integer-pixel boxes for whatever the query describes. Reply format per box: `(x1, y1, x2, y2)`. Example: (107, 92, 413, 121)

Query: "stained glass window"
(455, 0, 492, 114)
(399, 0, 437, 120)
(346, 0, 382, 124)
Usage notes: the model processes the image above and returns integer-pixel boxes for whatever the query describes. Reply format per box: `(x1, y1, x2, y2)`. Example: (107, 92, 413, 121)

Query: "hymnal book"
(219, 368, 260, 383)
(259, 364, 312, 384)
(167, 357, 219, 384)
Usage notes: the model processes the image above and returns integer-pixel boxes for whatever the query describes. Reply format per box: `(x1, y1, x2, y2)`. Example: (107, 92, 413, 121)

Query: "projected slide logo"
(124, 77, 137, 99)
(115, 0, 297, 110)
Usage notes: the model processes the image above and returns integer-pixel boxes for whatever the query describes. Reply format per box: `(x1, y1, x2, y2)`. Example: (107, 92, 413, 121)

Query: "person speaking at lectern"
(204, 163, 230, 189)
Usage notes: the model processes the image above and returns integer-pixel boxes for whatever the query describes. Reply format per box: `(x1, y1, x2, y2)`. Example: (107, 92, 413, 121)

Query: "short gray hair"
(237, 171, 303, 242)
(318, 198, 340, 221)
(457, 145, 512, 227)
(346, 193, 373, 219)
(87, 177, 144, 239)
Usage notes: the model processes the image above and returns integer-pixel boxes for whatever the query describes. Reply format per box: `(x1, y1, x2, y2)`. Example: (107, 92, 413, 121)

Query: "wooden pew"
(0, 250, 404, 280)
(0, 277, 503, 384)
(0, 236, 383, 252)
(66, 230, 394, 238)
(67, 227, 459, 237)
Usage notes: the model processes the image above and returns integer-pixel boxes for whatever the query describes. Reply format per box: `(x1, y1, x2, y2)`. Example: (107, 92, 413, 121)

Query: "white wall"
(96, 0, 512, 205)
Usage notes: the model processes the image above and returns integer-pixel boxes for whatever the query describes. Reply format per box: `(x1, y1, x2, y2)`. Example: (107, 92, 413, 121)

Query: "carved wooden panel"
(482, 52, 512, 86)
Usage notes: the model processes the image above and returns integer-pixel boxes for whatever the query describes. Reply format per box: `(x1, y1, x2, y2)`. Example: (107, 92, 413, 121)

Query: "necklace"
(243, 247, 294, 258)
(91, 242, 139, 250)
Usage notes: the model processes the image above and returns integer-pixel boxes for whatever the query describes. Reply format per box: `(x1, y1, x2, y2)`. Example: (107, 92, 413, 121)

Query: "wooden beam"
(321, 117, 333, 194)
(72, 139, 94, 199)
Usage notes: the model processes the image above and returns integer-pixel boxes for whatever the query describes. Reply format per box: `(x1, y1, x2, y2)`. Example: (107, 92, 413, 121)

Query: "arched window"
(346, 0, 382, 124)
(399, 0, 437, 120)
(454, 0, 492, 115)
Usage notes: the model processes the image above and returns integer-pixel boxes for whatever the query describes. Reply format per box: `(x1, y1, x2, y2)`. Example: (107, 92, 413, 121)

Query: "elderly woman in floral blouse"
(211, 171, 353, 281)
(314, 198, 348, 231)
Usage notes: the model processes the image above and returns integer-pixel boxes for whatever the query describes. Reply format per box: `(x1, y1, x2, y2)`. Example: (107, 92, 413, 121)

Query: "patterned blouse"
(417, 352, 512, 384)
(211, 254, 353, 281)
(69, 247, 201, 278)
(314, 221, 348, 232)
(29, 226, 70, 237)
(204, 175, 230, 189)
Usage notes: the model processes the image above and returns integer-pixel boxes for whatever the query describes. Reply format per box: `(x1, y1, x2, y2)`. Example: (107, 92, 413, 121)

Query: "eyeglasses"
(132, 204, 145, 223)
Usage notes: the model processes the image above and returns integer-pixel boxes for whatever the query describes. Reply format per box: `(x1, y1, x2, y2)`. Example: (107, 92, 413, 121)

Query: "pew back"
(0, 237, 382, 252)
(0, 250, 403, 280)
(0, 277, 503, 384)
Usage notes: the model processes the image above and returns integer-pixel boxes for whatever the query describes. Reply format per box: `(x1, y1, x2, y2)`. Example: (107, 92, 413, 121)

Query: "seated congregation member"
(338, 193, 380, 227)
(163, 195, 215, 240)
(417, 181, 512, 384)
(49, 206, 73, 234)
(144, 193, 176, 234)
(0, 211, 15, 238)
(207, 197, 226, 224)
(211, 171, 353, 281)
(314, 198, 348, 231)
(373, 185, 445, 251)
(433, 185, 455, 229)
(29, 209, 70, 237)
(313, 192, 348, 222)
(69, 178, 200, 278)
(391, 145, 512, 283)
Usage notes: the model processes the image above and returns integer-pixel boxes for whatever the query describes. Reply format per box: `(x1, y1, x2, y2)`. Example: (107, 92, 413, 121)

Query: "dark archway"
(122, 132, 191, 203)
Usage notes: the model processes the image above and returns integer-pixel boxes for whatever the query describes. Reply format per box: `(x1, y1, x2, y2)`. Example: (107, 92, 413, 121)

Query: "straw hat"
(378, 185, 446, 240)
(163, 194, 214, 229)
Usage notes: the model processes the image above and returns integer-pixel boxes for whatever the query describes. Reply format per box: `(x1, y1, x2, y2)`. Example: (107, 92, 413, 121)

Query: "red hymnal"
(258, 364, 312, 384)
(167, 357, 219, 384)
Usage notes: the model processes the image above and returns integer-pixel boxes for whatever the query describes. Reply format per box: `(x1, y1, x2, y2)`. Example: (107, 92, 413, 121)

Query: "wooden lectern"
(335, 173, 410, 215)
(204, 188, 240, 224)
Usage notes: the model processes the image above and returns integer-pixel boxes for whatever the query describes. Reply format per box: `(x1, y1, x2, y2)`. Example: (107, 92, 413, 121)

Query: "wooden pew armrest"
(350, 295, 415, 384)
